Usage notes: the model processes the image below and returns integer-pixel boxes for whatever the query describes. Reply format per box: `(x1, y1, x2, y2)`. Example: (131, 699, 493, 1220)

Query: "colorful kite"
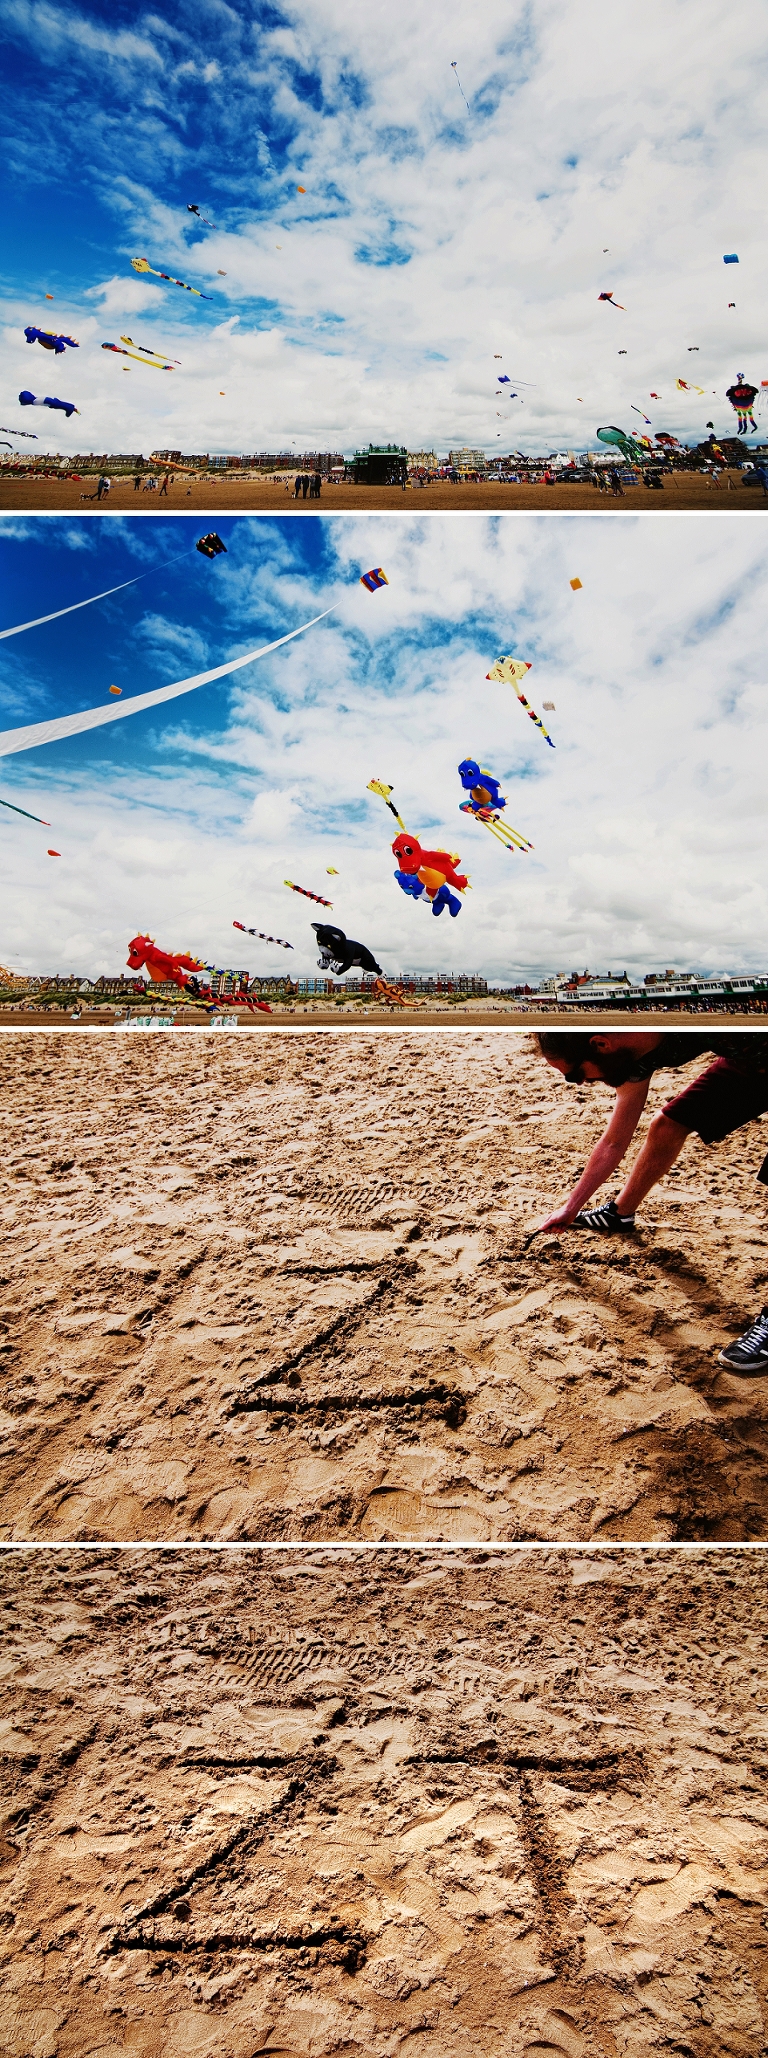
(676, 378, 704, 394)
(596, 425, 646, 465)
(360, 567, 388, 592)
(187, 204, 218, 227)
(0, 426, 37, 437)
(47, 849, 60, 857)
(326, 866, 339, 875)
(0, 608, 337, 757)
(284, 880, 333, 906)
(723, 254, 739, 264)
(367, 778, 406, 830)
(570, 577, 583, 589)
(312, 924, 382, 976)
(631, 405, 652, 423)
(24, 327, 78, 354)
(233, 921, 293, 949)
(126, 935, 271, 1013)
(457, 759, 533, 855)
(121, 335, 182, 364)
(392, 832, 468, 918)
(109, 686, 122, 696)
(19, 392, 79, 417)
(598, 292, 625, 309)
(372, 976, 416, 1008)
(0, 794, 51, 825)
(102, 341, 176, 370)
(485, 655, 555, 748)
(726, 375, 758, 432)
(131, 257, 213, 299)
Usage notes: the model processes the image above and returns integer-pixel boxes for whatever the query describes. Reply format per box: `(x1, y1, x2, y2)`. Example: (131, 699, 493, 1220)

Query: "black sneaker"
(718, 1308, 768, 1372)
(572, 1198, 636, 1233)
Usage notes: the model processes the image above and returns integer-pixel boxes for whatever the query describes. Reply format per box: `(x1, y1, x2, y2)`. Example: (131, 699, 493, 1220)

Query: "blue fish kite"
(24, 327, 78, 354)
(19, 391, 79, 417)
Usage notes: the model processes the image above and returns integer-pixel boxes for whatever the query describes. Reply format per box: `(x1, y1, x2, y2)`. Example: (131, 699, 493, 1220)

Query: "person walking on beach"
(96, 474, 111, 501)
(133, 473, 142, 491)
(534, 1030, 768, 1369)
(159, 472, 170, 496)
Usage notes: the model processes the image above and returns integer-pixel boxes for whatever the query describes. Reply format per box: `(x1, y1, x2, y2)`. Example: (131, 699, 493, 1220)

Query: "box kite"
(312, 924, 382, 976)
(196, 533, 227, 559)
(360, 567, 388, 592)
(486, 654, 555, 748)
(24, 327, 78, 354)
(19, 391, 79, 417)
(131, 257, 213, 299)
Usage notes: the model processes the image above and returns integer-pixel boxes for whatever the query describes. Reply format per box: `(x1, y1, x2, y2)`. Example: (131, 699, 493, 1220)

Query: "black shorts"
(662, 1058, 768, 1146)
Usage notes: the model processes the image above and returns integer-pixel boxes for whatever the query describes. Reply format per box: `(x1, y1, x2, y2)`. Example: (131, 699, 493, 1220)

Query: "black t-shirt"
(624, 1033, 768, 1080)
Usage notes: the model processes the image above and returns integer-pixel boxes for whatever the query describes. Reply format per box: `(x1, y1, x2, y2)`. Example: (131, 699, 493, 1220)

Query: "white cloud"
(3, 0, 766, 453)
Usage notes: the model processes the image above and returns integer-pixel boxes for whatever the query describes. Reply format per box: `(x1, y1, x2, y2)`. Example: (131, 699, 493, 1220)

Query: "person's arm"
(539, 1078, 650, 1230)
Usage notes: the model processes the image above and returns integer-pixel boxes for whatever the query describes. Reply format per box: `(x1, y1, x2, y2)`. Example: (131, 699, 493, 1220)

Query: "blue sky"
(0, 512, 766, 983)
(1, 0, 766, 456)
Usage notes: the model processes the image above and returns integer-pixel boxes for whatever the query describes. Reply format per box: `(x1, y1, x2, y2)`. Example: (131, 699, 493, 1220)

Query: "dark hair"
(536, 1030, 641, 1088)
(536, 1032, 596, 1062)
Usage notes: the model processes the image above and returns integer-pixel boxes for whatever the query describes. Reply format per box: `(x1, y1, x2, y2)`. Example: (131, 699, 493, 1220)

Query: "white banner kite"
(0, 574, 147, 641)
(0, 607, 337, 758)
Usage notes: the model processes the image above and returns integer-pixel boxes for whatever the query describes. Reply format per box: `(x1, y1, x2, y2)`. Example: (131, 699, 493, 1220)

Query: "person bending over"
(535, 1030, 768, 1370)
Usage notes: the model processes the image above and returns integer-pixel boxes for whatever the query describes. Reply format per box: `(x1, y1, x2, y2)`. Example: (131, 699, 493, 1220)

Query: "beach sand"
(1, 473, 765, 513)
(1, 1030, 767, 1544)
(2, 1544, 767, 2058)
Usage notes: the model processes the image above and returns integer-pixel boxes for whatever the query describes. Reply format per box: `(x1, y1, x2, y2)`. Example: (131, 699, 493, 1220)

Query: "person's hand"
(538, 1204, 579, 1232)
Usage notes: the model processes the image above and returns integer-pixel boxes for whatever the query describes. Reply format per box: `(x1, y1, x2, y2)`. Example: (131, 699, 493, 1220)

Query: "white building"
(448, 448, 487, 473)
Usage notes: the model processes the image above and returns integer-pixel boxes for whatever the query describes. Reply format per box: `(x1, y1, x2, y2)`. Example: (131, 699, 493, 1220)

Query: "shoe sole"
(717, 1349, 768, 1373)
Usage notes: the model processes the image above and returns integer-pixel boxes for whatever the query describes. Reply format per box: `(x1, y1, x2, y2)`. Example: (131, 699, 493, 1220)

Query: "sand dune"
(1, 1546, 767, 2058)
(1, 1030, 767, 1543)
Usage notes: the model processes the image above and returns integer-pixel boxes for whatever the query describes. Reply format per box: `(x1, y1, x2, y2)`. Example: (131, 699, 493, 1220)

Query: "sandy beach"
(2, 1029, 767, 1544)
(2, 1544, 767, 2058)
(1, 473, 765, 513)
